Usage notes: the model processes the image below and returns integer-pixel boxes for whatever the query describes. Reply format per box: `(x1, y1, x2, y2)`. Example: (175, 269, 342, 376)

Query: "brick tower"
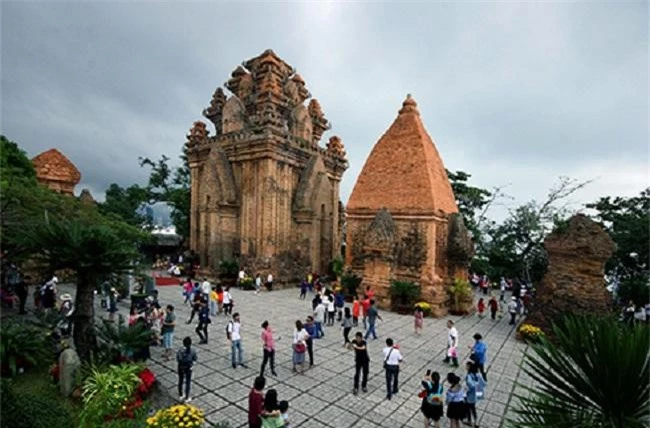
(186, 50, 348, 282)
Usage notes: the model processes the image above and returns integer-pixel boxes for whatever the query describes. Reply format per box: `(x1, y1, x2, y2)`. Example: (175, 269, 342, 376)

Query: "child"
(352, 295, 360, 327)
(477, 298, 486, 318)
(414, 306, 424, 335)
(335, 289, 345, 321)
(279, 400, 291, 428)
(341, 307, 353, 347)
(445, 373, 466, 428)
(209, 286, 218, 316)
(176, 336, 197, 402)
(222, 286, 233, 315)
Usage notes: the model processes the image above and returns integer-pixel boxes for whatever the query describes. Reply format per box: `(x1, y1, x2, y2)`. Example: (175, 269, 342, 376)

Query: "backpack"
(427, 383, 444, 406)
(226, 321, 233, 339)
(177, 348, 195, 368)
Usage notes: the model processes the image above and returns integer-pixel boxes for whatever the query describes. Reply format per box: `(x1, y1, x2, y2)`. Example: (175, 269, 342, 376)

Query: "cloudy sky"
(2, 1, 647, 220)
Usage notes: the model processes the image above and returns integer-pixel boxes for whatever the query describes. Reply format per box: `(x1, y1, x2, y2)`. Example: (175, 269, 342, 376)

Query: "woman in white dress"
(292, 320, 309, 373)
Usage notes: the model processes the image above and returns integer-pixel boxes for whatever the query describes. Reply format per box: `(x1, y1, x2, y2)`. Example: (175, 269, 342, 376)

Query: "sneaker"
(386, 395, 391, 400)
(232, 363, 237, 369)
(271, 371, 278, 377)
(362, 387, 367, 393)
(185, 397, 192, 403)
(240, 363, 248, 369)
(353, 388, 358, 395)
(179, 395, 185, 400)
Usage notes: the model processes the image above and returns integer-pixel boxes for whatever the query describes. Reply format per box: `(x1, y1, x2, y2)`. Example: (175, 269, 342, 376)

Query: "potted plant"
(448, 278, 473, 315)
(390, 280, 421, 314)
(331, 256, 344, 282)
(341, 272, 362, 302)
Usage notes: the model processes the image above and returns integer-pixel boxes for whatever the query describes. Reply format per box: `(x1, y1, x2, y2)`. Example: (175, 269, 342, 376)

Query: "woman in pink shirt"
(260, 321, 277, 377)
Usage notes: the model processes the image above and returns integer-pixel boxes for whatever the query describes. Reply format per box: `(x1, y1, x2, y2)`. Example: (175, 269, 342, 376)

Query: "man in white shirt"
(314, 300, 326, 338)
(442, 320, 459, 367)
(266, 273, 274, 292)
(222, 287, 233, 315)
(201, 277, 211, 296)
(382, 338, 403, 400)
(227, 312, 247, 369)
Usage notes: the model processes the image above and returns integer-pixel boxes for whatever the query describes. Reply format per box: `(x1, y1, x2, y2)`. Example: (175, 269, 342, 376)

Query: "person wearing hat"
(59, 293, 73, 316)
(507, 296, 518, 325)
(469, 333, 488, 381)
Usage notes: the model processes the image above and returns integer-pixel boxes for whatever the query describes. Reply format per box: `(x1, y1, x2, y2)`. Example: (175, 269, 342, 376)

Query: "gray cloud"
(2, 2, 647, 219)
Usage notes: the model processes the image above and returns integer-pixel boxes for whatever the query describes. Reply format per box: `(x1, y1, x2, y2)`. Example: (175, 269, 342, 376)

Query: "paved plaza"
(143, 285, 532, 428)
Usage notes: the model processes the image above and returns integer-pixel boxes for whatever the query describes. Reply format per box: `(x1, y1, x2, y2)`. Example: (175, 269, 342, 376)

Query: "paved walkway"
(143, 285, 532, 428)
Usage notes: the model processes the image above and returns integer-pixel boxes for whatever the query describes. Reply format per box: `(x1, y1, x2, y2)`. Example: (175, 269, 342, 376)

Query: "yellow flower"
(175, 416, 180, 422)
(179, 423, 184, 427)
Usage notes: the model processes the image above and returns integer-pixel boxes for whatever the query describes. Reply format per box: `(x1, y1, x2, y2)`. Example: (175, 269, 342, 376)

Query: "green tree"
(139, 154, 190, 238)
(586, 188, 650, 305)
(511, 315, 650, 428)
(99, 183, 149, 227)
(446, 169, 492, 240)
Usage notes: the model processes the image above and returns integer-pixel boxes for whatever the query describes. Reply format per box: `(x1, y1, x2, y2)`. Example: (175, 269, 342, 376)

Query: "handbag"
(383, 348, 393, 370)
(294, 343, 306, 354)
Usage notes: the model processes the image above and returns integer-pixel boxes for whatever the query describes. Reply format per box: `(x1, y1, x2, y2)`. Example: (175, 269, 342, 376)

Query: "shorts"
(163, 332, 174, 349)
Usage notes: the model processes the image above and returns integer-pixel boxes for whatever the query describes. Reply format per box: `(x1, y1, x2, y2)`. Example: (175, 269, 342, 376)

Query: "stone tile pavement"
(89, 284, 533, 428)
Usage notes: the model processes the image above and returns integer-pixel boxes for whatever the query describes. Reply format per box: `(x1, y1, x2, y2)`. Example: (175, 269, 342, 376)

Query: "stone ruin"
(345, 95, 473, 316)
(525, 214, 615, 334)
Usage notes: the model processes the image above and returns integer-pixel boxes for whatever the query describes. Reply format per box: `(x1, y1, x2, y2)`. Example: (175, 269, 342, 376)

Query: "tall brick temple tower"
(185, 50, 348, 281)
(346, 95, 472, 316)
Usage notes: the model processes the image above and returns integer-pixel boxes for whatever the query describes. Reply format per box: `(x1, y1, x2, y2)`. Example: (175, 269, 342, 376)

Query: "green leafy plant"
(79, 363, 143, 427)
(331, 256, 344, 279)
(390, 280, 421, 307)
(341, 272, 362, 297)
(0, 320, 49, 377)
(510, 315, 650, 428)
(219, 259, 239, 277)
(448, 278, 473, 314)
(95, 316, 152, 365)
(240, 276, 255, 290)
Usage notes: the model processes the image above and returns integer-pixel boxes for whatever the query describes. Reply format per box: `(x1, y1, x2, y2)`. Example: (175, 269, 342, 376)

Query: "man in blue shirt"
(469, 333, 488, 381)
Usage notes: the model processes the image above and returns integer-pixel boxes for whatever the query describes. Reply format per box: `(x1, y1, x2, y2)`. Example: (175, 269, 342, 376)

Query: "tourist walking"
(442, 320, 459, 367)
(352, 331, 369, 395)
(480, 275, 490, 295)
(292, 320, 309, 373)
(201, 277, 211, 296)
(255, 274, 262, 295)
(335, 289, 345, 321)
(223, 286, 233, 315)
(183, 279, 193, 305)
(342, 307, 353, 346)
(227, 312, 248, 368)
(469, 333, 488, 381)
(195, 297, 210, 344)
(477, 298, 486, 318)
(499, 277, 507, 302)
(414, 306, 424, 335)
(107, 287, 118, 321)
(364, 300, 383, 340)
(299, 279, 308, 300)
(420, 370, 444, 428)
(248, 376, 266, 428)
(260, 321, 277, 377)
(238, 267, 246, 288)
(488, 296, 498, 320)
(326, 293, 336, 326)
(361, 295, 371, 329)
(161, 304, 176, 361)
(464, 361, 486, 428)
(445, 373, 466, 428)
(176, 336, 197, 402)
(209, 286, 218, 316)
(186, 292, 203, 324)
(352, 295, 360, 327)
(304, 316, 316, 367)
(383, 338, 403, 400)
(314, 299, 326, 338)
(266, 272, 273, 292)
(508, 296, 518, 325)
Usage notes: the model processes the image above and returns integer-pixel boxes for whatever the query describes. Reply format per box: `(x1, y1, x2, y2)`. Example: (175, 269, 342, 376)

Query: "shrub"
(79, 363, 144, 427)
(147, 404, 206, 427)
(0, 319, 50, 377)
(390, 280, 421, 307)
(448, 278, 473, 313)
(331, 256, 344, 279)
(1, 375, 76, 428)
(95, 316, 152, 364)
(341, 272, 362, 297)
(518, 323, 544, 343)
(511, 315, 650, 428)
(240, 276, 254, 290)
(218, 259, 238, 277)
